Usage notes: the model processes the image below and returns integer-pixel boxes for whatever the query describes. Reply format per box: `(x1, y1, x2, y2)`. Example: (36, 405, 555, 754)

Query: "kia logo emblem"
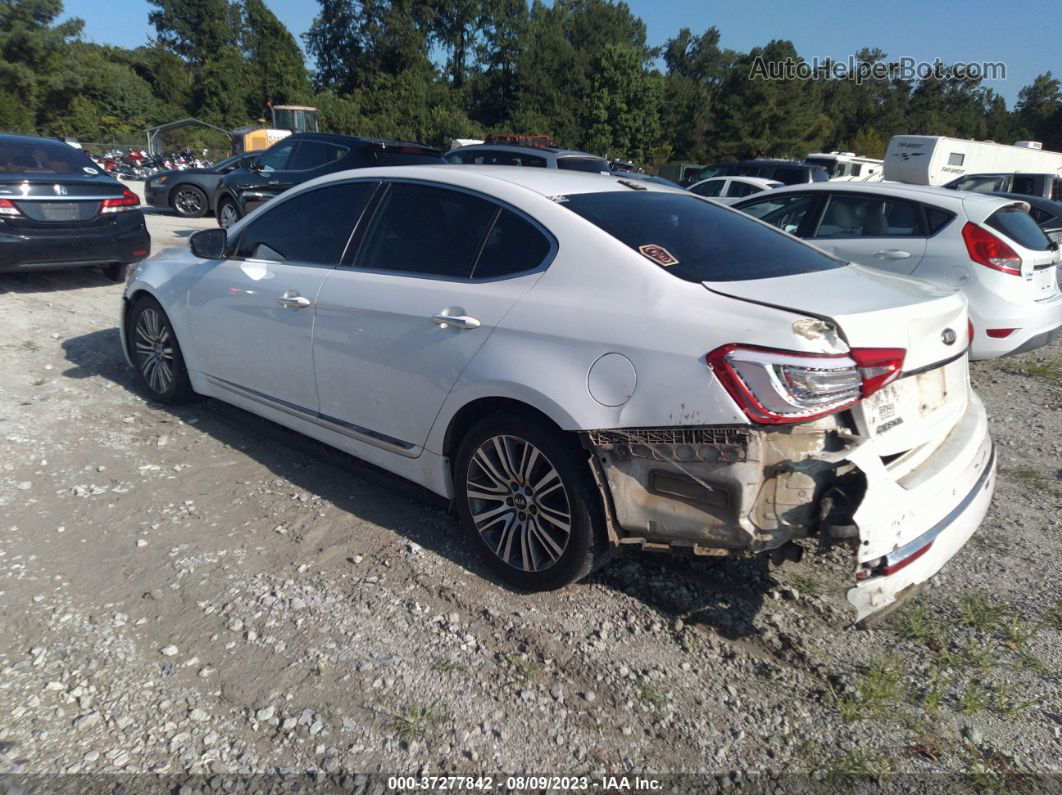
(941, 328, 957, 345)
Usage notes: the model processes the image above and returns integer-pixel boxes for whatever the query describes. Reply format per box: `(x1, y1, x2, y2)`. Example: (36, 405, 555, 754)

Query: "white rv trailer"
(804, 151, 884, 182)
(884, 136, 1062, 186)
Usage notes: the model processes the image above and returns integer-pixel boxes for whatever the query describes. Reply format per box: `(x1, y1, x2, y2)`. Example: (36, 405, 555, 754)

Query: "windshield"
(0, 139, 100, 175)
(562, 191, 845, 282)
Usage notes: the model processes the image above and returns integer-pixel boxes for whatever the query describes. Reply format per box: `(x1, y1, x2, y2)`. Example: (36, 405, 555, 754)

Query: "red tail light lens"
(968, 318, 974, 345)
(707, 345, 906, 425)
(961, 222, 1021, 275)
(986, 328, 1017, 338)
(0, 198, 21, 217)
(100, 189, 140, 214)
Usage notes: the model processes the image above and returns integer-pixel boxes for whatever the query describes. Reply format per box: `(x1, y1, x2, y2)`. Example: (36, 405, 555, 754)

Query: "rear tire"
(172, 185, 208, 218)
(128, 295, 195, 404)
(453, 411, 611, 591)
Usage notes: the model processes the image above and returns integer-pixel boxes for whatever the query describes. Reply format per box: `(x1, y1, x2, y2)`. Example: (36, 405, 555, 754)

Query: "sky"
(60, 0, 1059, 107)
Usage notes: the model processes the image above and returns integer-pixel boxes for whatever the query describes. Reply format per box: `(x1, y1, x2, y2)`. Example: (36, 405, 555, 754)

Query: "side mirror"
(190, 228, 227, 259)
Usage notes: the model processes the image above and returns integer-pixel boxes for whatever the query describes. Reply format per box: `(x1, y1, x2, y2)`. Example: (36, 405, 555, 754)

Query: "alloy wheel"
(465, 435, 572, 572)
(134, 308, 175, 394)
(173, 187, 203, 216)
(218, 203, 237, 228)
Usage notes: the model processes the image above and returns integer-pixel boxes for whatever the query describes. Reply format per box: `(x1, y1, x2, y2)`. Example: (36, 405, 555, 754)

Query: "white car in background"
(120, 167, 994, 624)
(733, 183, 1062, 359)
(688, 176, 782, 204)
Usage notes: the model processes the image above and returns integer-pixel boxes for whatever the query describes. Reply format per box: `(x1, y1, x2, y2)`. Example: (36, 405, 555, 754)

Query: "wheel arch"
(441, 396, 569, 464)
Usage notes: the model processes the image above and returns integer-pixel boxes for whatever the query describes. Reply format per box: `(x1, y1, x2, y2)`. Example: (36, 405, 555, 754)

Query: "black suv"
(684, 159, 829, 187)
(214, 133, 444, 228)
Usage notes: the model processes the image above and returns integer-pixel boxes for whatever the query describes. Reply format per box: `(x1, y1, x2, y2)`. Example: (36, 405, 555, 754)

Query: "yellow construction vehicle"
(231, 105, 320, 154)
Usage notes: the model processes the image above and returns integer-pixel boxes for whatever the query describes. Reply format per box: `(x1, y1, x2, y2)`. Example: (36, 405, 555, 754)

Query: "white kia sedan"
(733, 182, 1062, 359)
(120, 167, 995, 624)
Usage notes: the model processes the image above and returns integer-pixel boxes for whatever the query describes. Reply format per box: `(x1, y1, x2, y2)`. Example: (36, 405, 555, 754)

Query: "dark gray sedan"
(144, 153, 256, 218)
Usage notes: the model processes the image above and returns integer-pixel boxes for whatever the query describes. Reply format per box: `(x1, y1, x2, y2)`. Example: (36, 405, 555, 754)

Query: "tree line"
(1, 0, 1060, 165)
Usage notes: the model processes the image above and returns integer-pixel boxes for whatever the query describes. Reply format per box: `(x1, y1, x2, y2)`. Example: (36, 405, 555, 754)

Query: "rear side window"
(288, 141, 348, 170)
(359, 145, 443, 167)
(815, 195, 921, 237)
(472, 210, 552, 279)
(985, 206, 1051, 251)
(725, 181, 761, 198)
(924, 206, 955, 234)
(690, 179, 723, 197)
(557, 157, 609, 174)
(771, 168, 808, 185)
(562, 191, 843, 282)
(356, 183, 496, 277)
(236, 181, 376, 265)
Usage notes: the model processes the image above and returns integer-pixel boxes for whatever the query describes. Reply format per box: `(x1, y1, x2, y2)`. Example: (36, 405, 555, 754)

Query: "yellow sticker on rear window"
(638, 244, 679, 267)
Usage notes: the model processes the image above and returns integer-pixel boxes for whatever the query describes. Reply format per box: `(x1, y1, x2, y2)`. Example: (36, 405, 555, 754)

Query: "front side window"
(255, 140, 296, 172)
(472, 210, 552, 279)
(563, 191, 843, 282)
(737, 193, 817, 235)
(356, 183, 497, 277)
(814, 195, 922, 238)
(288, 141, 348, 171)
(235, 181, 376, 265)
(690, 179, 724, 197)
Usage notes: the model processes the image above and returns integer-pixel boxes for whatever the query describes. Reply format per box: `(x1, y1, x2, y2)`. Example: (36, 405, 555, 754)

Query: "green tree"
(582, 43, 662, 162)
(148, 0, 238, 66)
(242, 0, 311, 113)
(0, 0, 83, 119)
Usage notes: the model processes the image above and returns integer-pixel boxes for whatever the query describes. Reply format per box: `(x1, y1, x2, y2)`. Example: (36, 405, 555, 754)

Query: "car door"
(312, 181, 555, 453)
(230, 139, 297, 214)
(807, 193, 927, 275)
(261, 139, 351, 203)
(186, 180, 378, 413)
(689, 179, 725, 199)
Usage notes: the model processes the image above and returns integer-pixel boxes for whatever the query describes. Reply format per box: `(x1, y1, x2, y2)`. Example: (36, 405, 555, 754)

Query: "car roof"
(737, 180, 1015, 207)
(305, 164, 686, 197)
(284, 132, 439, 151)
(992, 192, 1062, 212)
(450, 143, 605, 159)
(695, 176, 780, 187)
(0, 132, 77, 147)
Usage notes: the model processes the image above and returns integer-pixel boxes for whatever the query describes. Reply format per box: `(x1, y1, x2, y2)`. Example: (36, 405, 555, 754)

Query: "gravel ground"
(1, 186, 1060, 788)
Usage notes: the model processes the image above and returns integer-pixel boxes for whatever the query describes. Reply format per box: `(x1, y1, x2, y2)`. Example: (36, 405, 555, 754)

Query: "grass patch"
(959, 680, 988, 714)
(958, 593, 1008, 633)
(636, 683, 667, 709)
(894, 601, 944, 647)
(1003, 467, 1054, 492)
(432, 658, 465, 674)
(501, 653, 537, 689)
(992, 684, 1039, 719)
(387, 704, 441, 743)
(1000, 359, 1062, 382)
(837, 656, 905, 721)
(804, 743, 891, 784)
(21, 340, 40, 351)
(788, 573, 821, 596)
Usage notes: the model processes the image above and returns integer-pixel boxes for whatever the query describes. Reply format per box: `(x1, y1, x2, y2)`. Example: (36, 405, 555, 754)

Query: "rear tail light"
(986, 328, 1017, 338)
(961, 222, 1021, 275)
(707, 345, 906, 425)
(0, 198, 21, 217)
(968, 318, 974, 345)
(100, 189, 140, 214)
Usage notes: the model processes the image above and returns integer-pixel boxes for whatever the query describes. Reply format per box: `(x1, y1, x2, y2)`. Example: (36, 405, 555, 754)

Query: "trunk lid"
(0, 173, 127, 225)
(704, 264, 971, 456)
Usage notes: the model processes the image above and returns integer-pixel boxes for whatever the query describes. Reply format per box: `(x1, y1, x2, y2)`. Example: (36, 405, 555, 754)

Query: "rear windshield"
(557, 157, 610, 174)
(0, 139, 99, 174)
(986, 206, 1051, 251)
(359, 145, 443, 167)
(562, 191, 845, 282)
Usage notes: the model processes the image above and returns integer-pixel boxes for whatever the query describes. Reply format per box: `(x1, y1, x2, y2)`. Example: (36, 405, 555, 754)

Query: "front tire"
(172, 185, 208, 218)
(216, 198, 240, 229)
(453, 411, 610, 590)
(128, 296, 195, 404)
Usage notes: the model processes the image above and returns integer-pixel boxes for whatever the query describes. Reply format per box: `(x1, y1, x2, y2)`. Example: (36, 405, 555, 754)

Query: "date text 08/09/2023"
(387, 775, 664, 791)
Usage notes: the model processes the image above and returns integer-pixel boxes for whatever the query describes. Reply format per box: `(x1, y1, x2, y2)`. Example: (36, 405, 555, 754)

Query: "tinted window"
(690, 179, 724, 197)
(563, 191, 843, 282)
(737, 194, 816, 235)
(359, 145, 443, 167)
(985, 207, 1051, 251)
(815, 195, 921, 237)
(951, 175, 1006, 193)
(472, 210, 552, 278)
(1052, 179, 1062, 202)
(925, 207, 954, 234)
(456, 149, 548, 167)
(557, 157, 609, 174)
(288, 141, 348, 171)
(357, 183, 497, 277)
(771, 168, 807, 185)
(726, 181, 761, 198)
(235, 181, 375, 264)
(256, 140, 296, 171)
(0, 139, 98, 174)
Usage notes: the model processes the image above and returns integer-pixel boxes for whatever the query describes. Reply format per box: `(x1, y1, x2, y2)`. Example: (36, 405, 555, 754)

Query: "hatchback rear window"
(557, 157, 609, 174)
(985, 206, 1051, 251)
(562, 192, 845, 282)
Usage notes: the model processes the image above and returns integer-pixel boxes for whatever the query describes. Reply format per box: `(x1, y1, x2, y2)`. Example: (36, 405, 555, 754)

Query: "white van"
(884, 136, 1062, 186)
(805, 151, 884, 182)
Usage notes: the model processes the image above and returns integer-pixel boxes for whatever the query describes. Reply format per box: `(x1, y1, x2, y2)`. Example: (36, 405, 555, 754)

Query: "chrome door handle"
(431, 313, 480, 330)
(277, 293, 311, 309)
(873, 249, 911, 260)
